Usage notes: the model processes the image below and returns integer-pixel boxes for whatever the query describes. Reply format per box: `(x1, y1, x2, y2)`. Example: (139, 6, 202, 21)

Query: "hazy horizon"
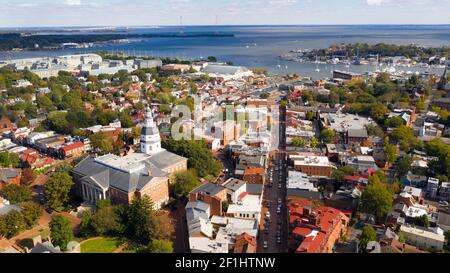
(1, 0, 450, 27)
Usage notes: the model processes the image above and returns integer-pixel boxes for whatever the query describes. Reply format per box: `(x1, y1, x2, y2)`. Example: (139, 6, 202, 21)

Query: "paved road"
(257, 101, 288, 253)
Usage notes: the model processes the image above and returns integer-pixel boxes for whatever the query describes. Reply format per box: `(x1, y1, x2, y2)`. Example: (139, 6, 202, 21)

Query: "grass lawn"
(80, 237, 122, 253)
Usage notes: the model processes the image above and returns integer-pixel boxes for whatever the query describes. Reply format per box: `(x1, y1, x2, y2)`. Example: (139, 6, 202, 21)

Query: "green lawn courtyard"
(80, 237, 122, 253)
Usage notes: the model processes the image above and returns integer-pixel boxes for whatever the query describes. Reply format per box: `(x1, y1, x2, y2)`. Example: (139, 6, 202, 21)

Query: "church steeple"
(140, 106, 162, 156)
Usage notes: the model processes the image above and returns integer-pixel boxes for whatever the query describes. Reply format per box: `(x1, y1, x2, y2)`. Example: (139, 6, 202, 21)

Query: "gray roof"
(191, 182, 225, 196)
(30, 242, 61, 253)
(222, 178, 246, 192)
(0, 168, 20, 182)
(141, 126, 160, 136)
(146, 150, 187, 171)
(246, 184, 264, 195)
(73, 155, 167, 193)
(0, 204, 22, 216)
(347, 129, 368, 138)
(287, 189, 322, 200)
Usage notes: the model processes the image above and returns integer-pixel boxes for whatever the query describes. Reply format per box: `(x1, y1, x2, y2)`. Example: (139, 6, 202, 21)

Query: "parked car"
(278, 198, 282, 205)
(263, 241, 268, 249)
(277, 207, 281, 214)
(276, 237, 281, 244)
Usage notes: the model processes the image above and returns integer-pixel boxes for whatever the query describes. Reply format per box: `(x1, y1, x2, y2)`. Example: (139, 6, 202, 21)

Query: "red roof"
(238, 192, 249, 200)
(61, 142, 84, 152)
(288, 198, 349, 253)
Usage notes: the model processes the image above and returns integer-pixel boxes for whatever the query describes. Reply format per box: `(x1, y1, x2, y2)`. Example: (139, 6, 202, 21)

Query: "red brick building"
(59, 142, 85, 158)
(288, 198, 349, 253)
(242, 167, 264, 184)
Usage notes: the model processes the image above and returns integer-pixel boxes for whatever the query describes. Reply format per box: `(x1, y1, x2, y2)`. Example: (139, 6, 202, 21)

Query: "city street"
(257, 101, 288, 253)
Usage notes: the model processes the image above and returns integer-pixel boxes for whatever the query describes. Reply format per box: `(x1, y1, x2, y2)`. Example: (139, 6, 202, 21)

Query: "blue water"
(1, 25, 449, 79)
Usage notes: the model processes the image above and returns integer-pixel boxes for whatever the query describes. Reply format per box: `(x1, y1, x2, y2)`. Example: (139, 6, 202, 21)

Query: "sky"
(0, 0, 449, 27)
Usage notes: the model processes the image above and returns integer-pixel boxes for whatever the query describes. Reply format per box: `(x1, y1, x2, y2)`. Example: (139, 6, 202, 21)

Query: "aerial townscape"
(0, 3, 450, 258)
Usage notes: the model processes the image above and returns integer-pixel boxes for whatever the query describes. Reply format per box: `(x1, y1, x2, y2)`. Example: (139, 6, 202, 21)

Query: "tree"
(383, 137, 397, 165)
(162, 139, 221, 178)
(125, 196, 154, 244)
(413, 215, 430, 228)
(359, 225, 377, 252)
(172, 170, 200, 198)
(0, 151, 20, 168)
(332, 166, 356, 183)
(44, 171, 74, 211)
(309, 137, 319, 148)
(79, 210, 94, 237)
(384, 116, 404, 128)
(45, 111, 70, 134)
(370, 103, 389, 123)
(445, 230, 450, 250)
(145, 239, 173, 253)
(395, 155, 413, 178)
(279, 100, 288, 107)
(291, 137, 306, 147)
(148, 212, 174, 241)
(21, 202, 43, 228)
(0, 210, 26, 239)
(118, 111, 134, 128)
(90, 206, 120, 236)
(89, 132, 114, 155)
(391, 125, 422, 151)
(49, 215, 73, 251)
(320, 129, 335, 144)
(360, 173, 394, 221)
(0, 184, 32, 204)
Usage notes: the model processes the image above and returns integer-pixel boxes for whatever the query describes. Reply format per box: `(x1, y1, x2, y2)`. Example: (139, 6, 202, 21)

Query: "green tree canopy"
(162, 139, 221, 178)
(320, 129, 335, 144)
(172, 170, 200, 198)
(145, 239, 173, 253)
(360, 173, 394, 221)
(0, 210, 26, 239)
(49, 215, 73, 251)
(359, 225, 377, 252)
(44, 171, 74, 211)
(0, 184, 32, 204)
(0, 151, 20, 168)
(21, 201, 43, 228)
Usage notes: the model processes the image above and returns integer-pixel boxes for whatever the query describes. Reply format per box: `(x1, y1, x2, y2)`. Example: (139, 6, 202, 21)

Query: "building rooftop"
(347, 129, 368, 138)
(189, 237, 228, 253)
(400, 225, 445, 242)
(191, 182, 226, 196)
(287, 171, 318, 192)
(293, 155, 331, 167)
(222, 178, 246, 192)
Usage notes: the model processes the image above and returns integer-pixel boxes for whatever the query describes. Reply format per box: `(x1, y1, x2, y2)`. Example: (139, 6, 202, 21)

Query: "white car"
(439, 201, 449, 207)
(263, 241, 268, 249)
(266, 211, 271, 218)
(278, 198, 282, 205)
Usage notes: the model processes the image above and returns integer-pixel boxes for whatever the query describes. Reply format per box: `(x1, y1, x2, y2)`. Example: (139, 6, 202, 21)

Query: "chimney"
(303, 206, 311, 216)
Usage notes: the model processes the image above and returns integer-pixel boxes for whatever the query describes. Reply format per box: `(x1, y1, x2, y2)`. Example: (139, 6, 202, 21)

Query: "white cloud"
(66, 0, 82, 6)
